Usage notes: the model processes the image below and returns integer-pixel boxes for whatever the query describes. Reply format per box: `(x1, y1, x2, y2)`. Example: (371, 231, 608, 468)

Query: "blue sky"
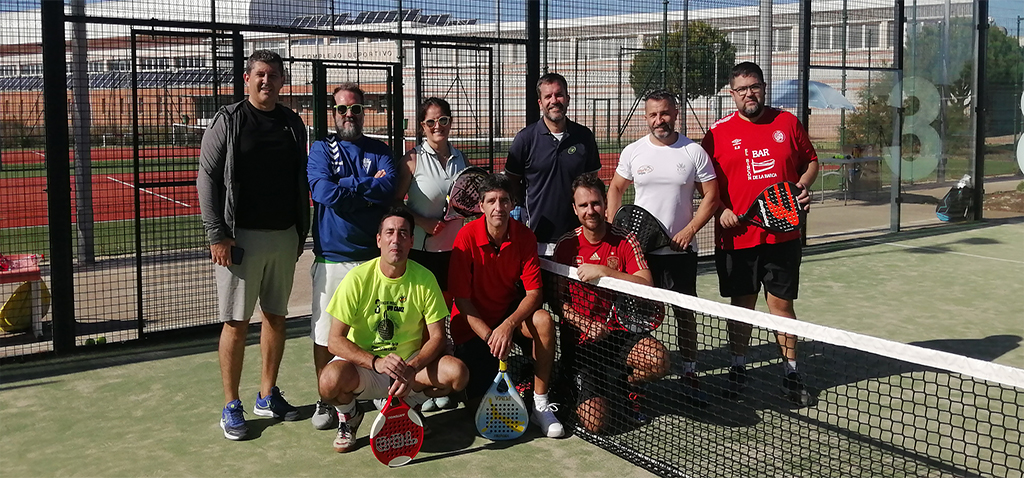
(9, 0, 1022, 37)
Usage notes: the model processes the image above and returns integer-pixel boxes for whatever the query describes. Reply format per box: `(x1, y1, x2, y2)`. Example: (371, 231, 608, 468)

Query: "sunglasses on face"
(730, 83, 765, 95)
(332, 104, 367, 115)
(422, 116, 452, 128)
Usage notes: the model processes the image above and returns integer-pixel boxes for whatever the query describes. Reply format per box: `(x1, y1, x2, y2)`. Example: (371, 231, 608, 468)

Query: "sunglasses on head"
(422, 116, 452, 128)
(332, 104, 367, 115)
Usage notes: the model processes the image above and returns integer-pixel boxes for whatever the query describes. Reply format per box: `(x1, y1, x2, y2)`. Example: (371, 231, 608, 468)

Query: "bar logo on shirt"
(773, 130, 786, 143)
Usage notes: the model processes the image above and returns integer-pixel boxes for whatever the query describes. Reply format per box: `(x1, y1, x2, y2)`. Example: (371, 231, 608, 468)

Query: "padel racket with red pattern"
(609, 293, 666, 333)
(738, 181, 806, 233)
(369, 394, 424, 467)
(442, 166, 489, 221)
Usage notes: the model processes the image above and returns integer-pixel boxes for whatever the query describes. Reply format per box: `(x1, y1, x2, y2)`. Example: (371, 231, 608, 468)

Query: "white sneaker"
(532, 403, 564, 438)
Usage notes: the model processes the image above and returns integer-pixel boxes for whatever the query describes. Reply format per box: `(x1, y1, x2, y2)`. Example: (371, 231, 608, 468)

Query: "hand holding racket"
(442, 166, 489, 222)
(612, 204, 672, 253)
(369, 394, 424, 467)
(475, 360, 530, 440)
(735, 181, 807, 233)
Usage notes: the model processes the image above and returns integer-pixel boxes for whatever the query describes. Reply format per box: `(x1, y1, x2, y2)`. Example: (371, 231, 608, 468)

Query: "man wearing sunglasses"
(700, 61, 819, 408)
(307, 83, 397, 430)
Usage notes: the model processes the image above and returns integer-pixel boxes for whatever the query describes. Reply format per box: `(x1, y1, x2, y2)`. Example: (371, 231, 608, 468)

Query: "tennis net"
(538, 258, 1023, 478)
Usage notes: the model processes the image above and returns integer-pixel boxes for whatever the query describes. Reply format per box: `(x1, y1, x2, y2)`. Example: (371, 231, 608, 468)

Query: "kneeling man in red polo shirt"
(448, 173, 564, 438)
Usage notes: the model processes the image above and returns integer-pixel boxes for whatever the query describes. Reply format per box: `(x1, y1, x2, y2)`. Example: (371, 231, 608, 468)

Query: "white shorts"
(330, 352, 427, 406)
(216, 227, 298, 322)
(310, 260, 363, 346)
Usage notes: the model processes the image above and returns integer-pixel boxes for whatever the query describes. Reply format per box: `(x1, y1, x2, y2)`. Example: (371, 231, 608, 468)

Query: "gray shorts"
(216, 227, 299, 322)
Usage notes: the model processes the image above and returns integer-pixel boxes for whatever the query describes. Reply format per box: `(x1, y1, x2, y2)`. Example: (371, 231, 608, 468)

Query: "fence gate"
(303, 59, 404, 158)
(413, 43, 497, 171)
(131, 30, 242, 334)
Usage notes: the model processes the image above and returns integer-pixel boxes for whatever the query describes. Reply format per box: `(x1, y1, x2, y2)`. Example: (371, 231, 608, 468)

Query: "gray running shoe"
(312, 399, 338, 430)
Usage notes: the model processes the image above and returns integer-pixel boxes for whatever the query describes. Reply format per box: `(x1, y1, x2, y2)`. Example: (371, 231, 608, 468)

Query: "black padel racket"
(738, 181, 806, 233)
(442, 166, 489, 221)
(609, 293, 665, 333)
(612, 204, 672, 254)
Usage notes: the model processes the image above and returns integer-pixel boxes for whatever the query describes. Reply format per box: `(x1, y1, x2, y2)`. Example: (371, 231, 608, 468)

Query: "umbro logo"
(732, 138, 742, 150)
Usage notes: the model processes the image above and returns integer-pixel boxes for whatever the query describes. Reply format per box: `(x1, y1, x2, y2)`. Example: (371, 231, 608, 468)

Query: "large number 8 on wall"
(887, 76, 941, 182)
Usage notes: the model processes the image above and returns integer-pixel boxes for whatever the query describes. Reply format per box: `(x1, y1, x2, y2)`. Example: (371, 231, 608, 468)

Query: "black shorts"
(646, 252, 697, 296)
(454, 335, 533, 399)
(569, 330, 646, 404)
(715, 239, 802, 300)
(408, 249, 452, 292)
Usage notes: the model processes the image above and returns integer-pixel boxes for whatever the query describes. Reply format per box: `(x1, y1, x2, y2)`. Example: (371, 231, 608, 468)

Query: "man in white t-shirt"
(607, 89, 719, 406)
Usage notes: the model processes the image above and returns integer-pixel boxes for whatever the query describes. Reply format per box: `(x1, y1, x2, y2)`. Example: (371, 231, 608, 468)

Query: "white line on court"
(33, 151, 45, 158)
(854, 237, 1024, 265)
(106, 176, 192, 208)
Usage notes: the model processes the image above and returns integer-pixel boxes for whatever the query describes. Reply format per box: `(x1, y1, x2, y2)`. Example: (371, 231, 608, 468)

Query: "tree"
(628, 21, 736, 101)
(845, 18, 1023, 150)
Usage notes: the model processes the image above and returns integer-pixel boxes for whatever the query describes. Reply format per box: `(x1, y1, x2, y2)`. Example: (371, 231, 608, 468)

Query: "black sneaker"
(725, 365, 747, 400)
(680, 372, 709, 407)
(626, 385, 650, 425)
(253, 386, 300, 421)
(784, 372, 817, 407)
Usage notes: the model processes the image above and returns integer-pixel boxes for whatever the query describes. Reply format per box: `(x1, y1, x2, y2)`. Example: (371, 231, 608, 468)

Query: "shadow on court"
(0, 316, 312, 384)
(804, 215, 1024, 260)
(601, 334, 1023, 477)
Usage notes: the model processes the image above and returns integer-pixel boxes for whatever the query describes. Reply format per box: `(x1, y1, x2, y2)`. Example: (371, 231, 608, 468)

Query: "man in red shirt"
(448, 173, 564, 438)
(701, 62, 819, 407)
(553, 173, 669, 433)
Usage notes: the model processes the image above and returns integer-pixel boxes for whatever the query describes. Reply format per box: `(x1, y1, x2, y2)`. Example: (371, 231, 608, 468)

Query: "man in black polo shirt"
(198, 50, 310, 441)
(505, 73, 602, 244)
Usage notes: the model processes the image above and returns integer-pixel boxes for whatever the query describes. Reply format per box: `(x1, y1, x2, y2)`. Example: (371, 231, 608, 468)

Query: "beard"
(740, 101, 764, 119)
(543, 103, 566, 123)
(336, 118, 362, 141)
(649, 123, 673, 139)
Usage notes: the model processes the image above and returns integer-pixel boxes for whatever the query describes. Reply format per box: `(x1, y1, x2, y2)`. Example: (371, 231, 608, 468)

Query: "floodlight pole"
(662, 0, 668, 90)
(526, 0, 540, 125)
(41, 0, 77, 353)
(1016, 16, 1022, 142)
(970, 0, 988, 221)
(890, 0, 905, 233)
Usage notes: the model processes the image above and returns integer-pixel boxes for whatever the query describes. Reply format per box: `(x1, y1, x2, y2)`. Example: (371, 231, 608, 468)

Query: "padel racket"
(442, 166, 489, 221)
(475, 360, 529, 440)
(609, 293, 665, 333)
(738, 181, 806, 233)
(612, 204, 672, 253)
(369, 394, 424, 467)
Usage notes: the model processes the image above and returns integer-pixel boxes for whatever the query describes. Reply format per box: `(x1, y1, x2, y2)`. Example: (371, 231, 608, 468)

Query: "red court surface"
(2, 148, 621, 229)
(0, 171, 199, 228)
(3, 147, 200, 165)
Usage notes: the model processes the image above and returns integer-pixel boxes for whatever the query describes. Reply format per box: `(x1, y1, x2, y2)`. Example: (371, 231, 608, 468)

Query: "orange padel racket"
(369, 394, 424, 467)
(738, 181, 806, 233)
